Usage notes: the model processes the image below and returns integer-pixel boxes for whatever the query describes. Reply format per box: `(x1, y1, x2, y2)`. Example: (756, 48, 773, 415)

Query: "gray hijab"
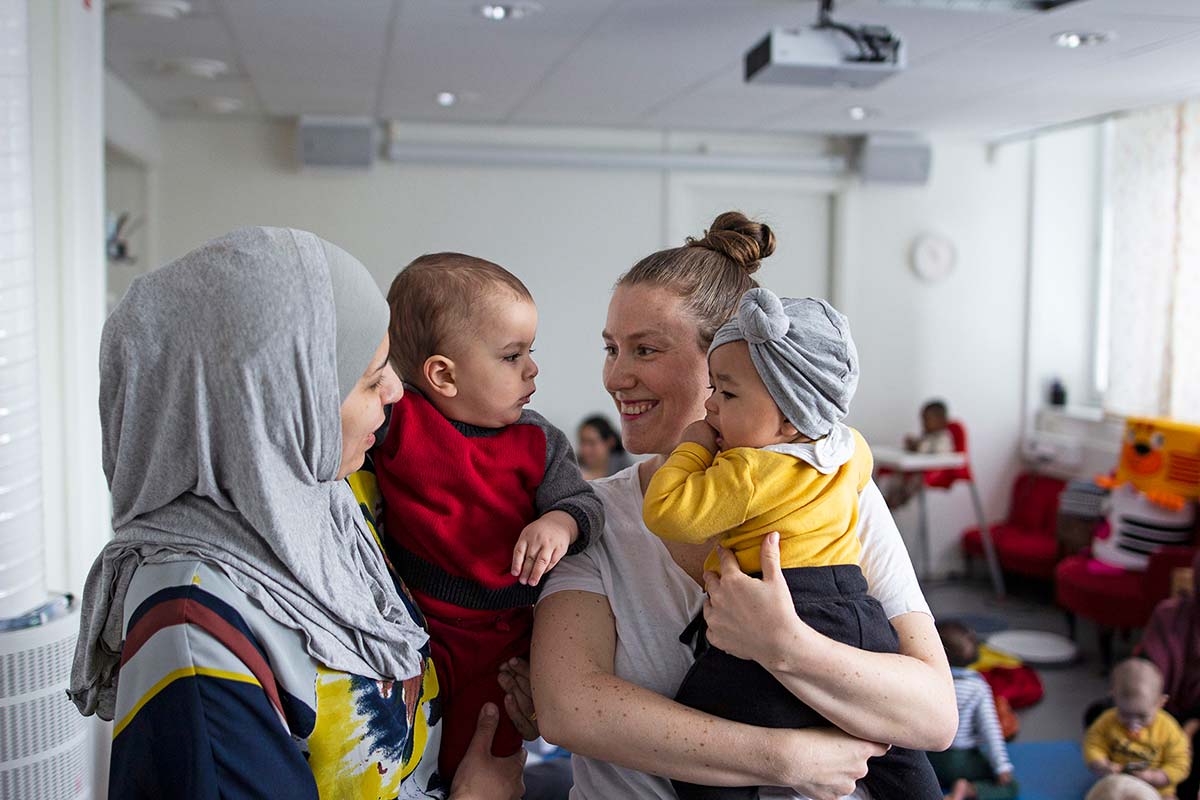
(69, 226, 427, 721)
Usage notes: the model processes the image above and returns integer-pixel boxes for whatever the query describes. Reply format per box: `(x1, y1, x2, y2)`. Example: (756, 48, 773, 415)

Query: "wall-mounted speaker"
(852, 134, 932, 185)
(296, 116, 377, 169)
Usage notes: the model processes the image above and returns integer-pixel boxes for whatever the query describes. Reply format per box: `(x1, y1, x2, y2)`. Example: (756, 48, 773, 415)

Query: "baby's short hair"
(386, 253, 532, 382)
(936, 620, 978, 668)
(922, 399, 949, 419)
(1085, 774, 1161, 800)
(1111, 657, 1164, 700)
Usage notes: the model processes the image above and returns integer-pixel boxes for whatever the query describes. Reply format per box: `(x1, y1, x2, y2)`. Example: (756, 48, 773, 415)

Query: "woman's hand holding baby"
(774, 727, 888, 800)
(702, 533, 810, 671)
(497, 657, 539, 741)
(512, 510, 576, 586)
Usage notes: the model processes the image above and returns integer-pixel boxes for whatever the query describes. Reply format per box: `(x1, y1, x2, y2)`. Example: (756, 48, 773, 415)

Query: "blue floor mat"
(1006, 740, 1095, 799)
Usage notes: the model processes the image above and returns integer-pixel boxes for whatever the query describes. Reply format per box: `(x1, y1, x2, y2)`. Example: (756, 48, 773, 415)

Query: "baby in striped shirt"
(931, 621, 1018, 800)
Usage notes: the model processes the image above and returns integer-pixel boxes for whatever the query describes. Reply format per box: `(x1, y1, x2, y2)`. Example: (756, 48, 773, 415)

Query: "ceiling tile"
(101, 0, 1200, 136)
(214, 0, 393, 116)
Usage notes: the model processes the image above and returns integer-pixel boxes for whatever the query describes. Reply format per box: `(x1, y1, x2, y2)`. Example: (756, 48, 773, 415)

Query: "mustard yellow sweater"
(1083, 708, 1191, 796)
(642, 429, 873, 575)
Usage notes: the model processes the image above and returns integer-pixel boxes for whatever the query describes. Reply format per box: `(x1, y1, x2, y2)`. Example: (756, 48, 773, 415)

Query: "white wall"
(104, 70, 160, 167)
(105, 148, 150, 310)
(838, 139, 1033, 575)
(154, 119, 1036, 577)
(1025, 124, 1103, 417)
(155, 119, 841, 434)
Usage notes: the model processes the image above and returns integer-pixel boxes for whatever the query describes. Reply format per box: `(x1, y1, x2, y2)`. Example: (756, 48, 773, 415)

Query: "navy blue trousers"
(672, 564, 942, 800)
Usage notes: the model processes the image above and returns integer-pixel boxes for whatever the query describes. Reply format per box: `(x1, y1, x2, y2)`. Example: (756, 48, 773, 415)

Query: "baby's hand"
(996, 770, 1014, 787)
(681, 419, 719, 453)
(1130, 768, 1169, 788)
(511, 511, 576, 587)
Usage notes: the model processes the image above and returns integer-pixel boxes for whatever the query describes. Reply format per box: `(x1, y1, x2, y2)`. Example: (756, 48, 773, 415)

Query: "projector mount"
(815, 0, 901, 64)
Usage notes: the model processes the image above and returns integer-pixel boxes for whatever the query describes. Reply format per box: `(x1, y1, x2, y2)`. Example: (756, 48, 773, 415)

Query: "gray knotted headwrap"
(70, 226, 426, 721)
(709, 288, 859, 439)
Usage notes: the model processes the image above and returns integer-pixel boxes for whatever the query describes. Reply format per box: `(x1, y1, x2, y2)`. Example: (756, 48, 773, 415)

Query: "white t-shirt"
(539, 464, 931, 800)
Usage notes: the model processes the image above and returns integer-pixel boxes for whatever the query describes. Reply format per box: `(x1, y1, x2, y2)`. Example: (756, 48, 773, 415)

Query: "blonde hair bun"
(687, 211, 776, 275)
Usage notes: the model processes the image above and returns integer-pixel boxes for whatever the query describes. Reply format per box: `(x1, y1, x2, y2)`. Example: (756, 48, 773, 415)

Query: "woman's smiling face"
(602, 283, 711, 457)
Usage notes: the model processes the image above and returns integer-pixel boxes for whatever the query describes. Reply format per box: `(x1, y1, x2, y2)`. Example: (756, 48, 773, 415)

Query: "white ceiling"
(104, 0, 1200, 138)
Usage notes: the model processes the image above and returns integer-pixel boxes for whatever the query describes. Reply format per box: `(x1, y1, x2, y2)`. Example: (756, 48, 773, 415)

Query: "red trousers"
(423, 599, 533, 782)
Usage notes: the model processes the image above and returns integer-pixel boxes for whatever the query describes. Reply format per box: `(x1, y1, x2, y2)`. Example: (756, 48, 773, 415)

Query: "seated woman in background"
(577, 414, 633, 479)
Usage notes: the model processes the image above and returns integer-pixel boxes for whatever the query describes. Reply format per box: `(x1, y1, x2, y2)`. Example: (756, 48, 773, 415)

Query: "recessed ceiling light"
(192, 96, 243, 114)
(153, 57, 229, 79)
(106, 0, 191, 18)
(436, 92, 458, 107)
(478, 2, 542, 21)
(1053, 30, 1113, 48)
(847, 106, 878, 121)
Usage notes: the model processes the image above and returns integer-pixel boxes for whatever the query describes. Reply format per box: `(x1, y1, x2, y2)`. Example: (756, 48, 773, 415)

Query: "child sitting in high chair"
(1085, 658, 1191, 798)
(885, 398, 955, 509)
(931, 621, 1017, 800)
(642, 287, 941, 800)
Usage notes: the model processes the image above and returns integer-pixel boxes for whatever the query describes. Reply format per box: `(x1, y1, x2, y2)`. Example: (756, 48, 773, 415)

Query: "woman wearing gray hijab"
(69, 227, 524, 799)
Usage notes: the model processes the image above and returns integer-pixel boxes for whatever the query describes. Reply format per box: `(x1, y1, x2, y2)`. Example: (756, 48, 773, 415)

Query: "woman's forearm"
(765, 611, 957, 751)
(539, 664, 795, 785)
(533, 590, 793, 787)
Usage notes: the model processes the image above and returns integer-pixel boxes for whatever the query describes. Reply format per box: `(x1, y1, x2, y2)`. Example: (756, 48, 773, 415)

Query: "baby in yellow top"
(1084, 658, 1191, 798)
(643, 288, 942, 800)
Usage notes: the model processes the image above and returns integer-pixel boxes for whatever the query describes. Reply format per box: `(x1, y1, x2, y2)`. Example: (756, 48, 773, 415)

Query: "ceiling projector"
(745, 0, 904, 89)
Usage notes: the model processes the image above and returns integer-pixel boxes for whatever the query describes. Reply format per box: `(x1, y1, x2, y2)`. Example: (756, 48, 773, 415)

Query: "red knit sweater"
(374, 390, 601, 614)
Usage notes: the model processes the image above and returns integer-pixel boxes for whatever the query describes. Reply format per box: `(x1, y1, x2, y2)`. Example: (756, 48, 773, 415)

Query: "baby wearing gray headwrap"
(643, 288, 943, 800)
(709, 287, 859, 443)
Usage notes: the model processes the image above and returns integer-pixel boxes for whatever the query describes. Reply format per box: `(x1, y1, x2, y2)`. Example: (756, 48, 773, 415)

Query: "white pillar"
(30, 0, 109, 597)
(0, 0, 43, 618)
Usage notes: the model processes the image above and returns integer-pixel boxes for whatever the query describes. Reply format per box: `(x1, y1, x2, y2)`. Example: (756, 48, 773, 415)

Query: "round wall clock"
(910, 233, 957, 283)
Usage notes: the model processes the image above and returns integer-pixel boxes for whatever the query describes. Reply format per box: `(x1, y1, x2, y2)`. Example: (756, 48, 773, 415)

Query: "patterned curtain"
(1106, 101, 1200, 423)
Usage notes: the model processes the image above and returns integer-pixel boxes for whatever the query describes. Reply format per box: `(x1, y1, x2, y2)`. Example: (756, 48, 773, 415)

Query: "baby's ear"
(779, 419, 798, 438)
(422, 354, 458, 398)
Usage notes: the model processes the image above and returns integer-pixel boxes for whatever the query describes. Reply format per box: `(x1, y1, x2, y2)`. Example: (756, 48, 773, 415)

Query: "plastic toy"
(1096, 417, 1200, 511)
(1093, 417, 1200, 570)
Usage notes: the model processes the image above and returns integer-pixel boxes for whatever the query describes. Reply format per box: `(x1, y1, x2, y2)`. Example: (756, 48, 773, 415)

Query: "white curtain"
(1106, 101, 1200, 423)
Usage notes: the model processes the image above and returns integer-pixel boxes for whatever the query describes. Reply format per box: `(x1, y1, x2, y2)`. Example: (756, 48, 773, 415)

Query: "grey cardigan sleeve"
(522, 410, 604, 555)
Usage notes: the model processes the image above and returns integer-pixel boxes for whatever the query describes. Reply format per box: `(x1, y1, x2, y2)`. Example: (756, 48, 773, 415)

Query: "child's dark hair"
(922, 399, 949, 419)
(387, 253, 532, 383)
(936, 620, 979, 668)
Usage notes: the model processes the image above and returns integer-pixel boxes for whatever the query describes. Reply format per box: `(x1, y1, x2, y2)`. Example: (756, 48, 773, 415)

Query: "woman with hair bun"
(526, 212, 956, 800)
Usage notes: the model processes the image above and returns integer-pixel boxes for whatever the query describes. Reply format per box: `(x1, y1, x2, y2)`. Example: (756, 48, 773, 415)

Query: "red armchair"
(961, 472, 1066, 579)
(1056, 545, 1197, 669)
